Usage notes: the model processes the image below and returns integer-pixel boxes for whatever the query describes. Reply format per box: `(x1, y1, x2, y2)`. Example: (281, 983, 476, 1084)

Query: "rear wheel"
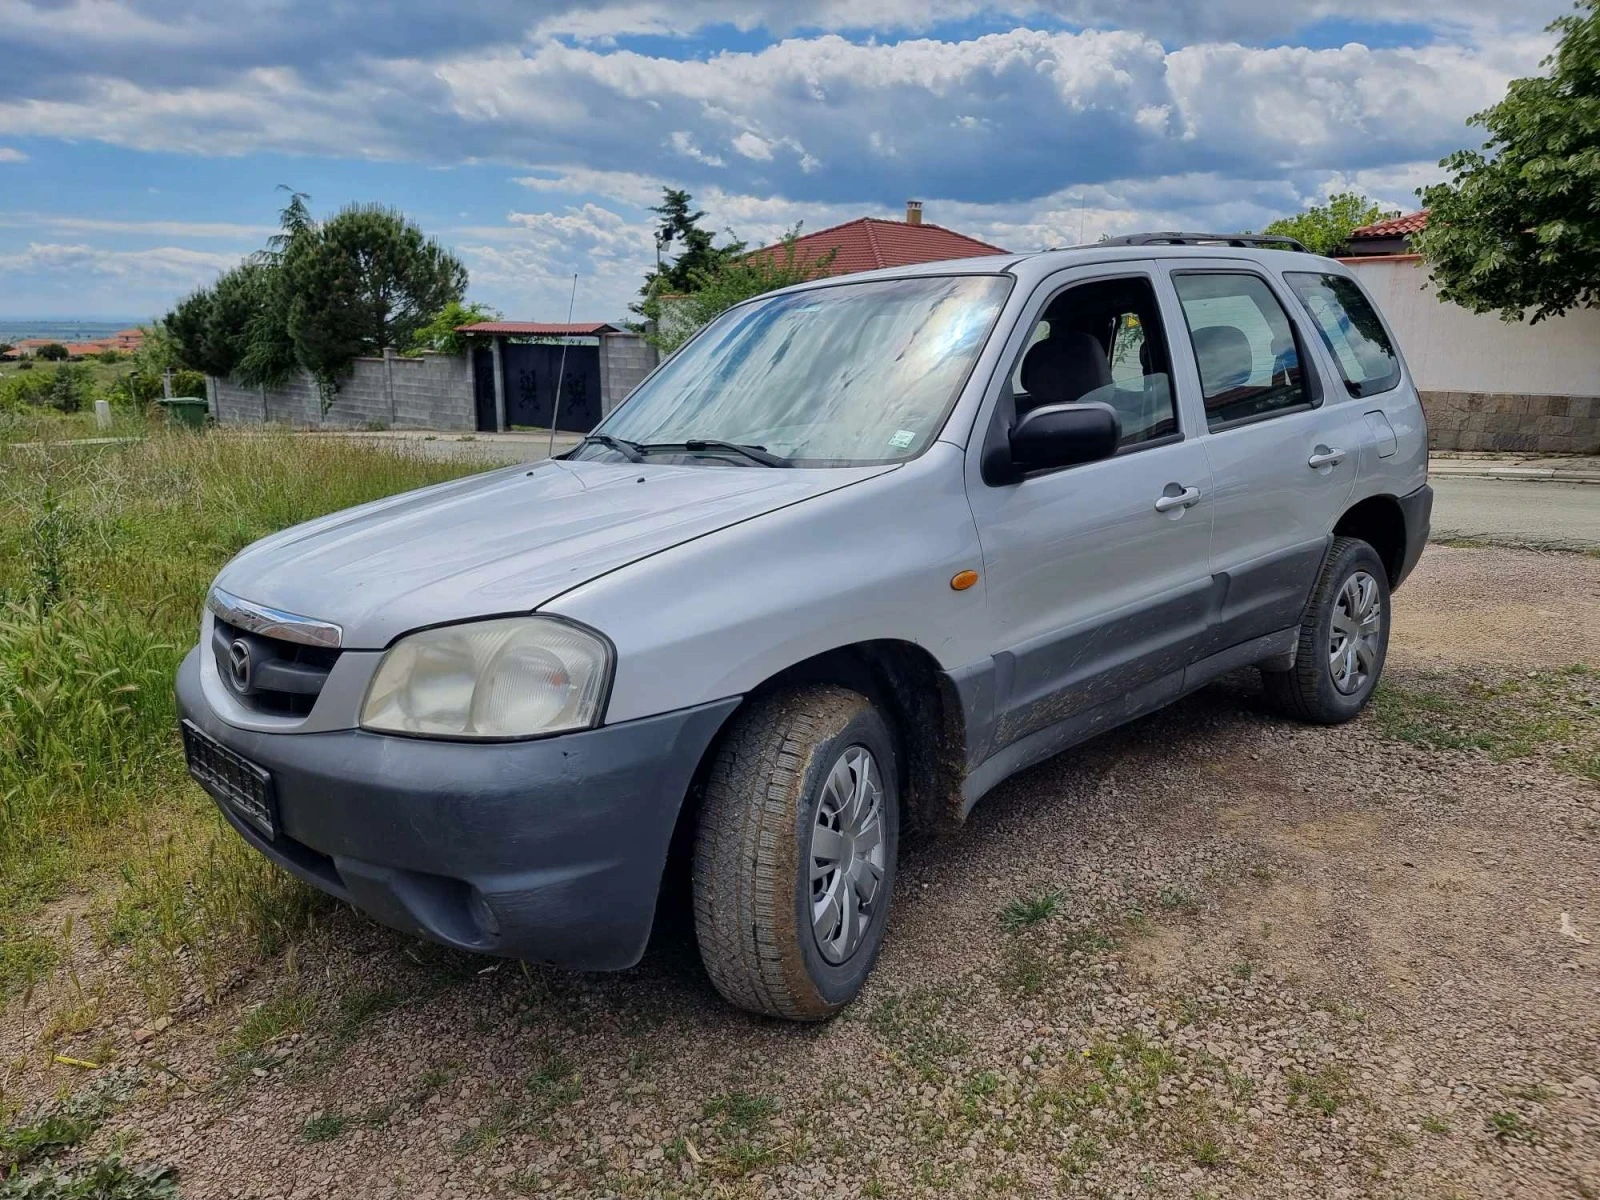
(1263, 536, 1391, 724)
(692, 685, 899, 1020)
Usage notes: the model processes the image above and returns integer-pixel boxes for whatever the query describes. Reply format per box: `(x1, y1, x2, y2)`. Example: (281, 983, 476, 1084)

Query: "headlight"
(360, 617, 611, 739)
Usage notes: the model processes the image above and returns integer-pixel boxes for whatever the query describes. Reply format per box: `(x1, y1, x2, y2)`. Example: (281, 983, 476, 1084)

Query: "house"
(746, 201, 1009, 275)
(1342, 210, 1430, 257)
(1338, 210, 1600, 454)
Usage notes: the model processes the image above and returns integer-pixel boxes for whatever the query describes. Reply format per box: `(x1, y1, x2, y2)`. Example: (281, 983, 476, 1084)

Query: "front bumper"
(176, 647, 738, 970)
(1395, 482, 1433, 588)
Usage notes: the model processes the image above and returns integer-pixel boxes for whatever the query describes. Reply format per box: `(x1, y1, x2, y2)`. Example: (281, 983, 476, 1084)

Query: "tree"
(639, 226, 837, 354)
(284, 204, 468, 382)
(406, 300, 501, 357)
(236, 188, 314, 387)
(1418, 0, 1600, 322)
(165, 262, 273, 379)
(35, 343, 68, 362)
(161, 191, 469, 412)
(632, 188, 747, 325)
(1264, 192, 1398, 256)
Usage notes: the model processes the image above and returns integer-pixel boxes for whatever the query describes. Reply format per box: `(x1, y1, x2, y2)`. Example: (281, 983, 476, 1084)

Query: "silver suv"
(178, 235, 1431, 1020)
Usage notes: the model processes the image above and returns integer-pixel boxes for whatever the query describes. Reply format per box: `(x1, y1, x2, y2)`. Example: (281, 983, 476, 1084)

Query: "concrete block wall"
(598, 333, 658, 416)
(1421, 391, 1600, 454)
(390, 352, 475, 431)
(209, 351, 474, 430)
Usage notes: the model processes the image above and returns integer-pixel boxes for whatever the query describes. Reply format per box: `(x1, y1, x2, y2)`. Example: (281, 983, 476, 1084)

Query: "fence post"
(383, 347, 398, 427)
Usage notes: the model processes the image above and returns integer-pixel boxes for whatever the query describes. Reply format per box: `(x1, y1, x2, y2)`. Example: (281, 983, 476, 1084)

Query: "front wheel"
(692, 685, 900, 1020)
(1262, 536, 1392, 724)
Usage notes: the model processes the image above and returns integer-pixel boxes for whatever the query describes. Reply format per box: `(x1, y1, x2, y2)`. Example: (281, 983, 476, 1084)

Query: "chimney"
(905, 200, 923, 226)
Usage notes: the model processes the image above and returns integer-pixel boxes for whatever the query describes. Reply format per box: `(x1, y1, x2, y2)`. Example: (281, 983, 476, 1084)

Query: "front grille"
(212, 616, 341, 717)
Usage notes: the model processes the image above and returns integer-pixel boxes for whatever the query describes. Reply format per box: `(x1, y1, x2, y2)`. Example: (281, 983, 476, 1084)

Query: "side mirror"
(999, 401, 1121, 478)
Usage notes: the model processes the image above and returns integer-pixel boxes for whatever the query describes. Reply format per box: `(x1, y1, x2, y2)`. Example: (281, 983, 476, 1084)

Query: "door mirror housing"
(987, 402, 1121, 482)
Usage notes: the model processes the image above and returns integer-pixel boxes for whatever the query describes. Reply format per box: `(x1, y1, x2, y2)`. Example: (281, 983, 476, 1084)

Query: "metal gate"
(471, 341, 604, 433)
(503, 342, 602, 432)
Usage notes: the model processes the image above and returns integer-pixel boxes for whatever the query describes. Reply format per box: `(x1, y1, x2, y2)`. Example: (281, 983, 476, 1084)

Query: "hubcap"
(1329, 570, 1383, 695)
(809, 745, 887, 965)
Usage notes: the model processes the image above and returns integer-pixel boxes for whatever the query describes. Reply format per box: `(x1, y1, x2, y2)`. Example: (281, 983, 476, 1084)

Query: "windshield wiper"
(656, 439, 791, 468)
(576, 434, 644, 463)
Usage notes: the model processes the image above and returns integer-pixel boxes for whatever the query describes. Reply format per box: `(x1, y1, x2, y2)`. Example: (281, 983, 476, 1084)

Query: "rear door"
(1159, 263, 1367, 653)
(964, 263, 1214, 767)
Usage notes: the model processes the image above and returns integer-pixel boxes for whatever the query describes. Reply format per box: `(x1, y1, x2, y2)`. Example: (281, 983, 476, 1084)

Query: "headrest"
(1191, 325, 1254, 393)
(1019, 332, 1113, 406)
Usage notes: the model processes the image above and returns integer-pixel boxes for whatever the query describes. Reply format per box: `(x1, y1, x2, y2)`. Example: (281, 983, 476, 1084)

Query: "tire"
(691, 685, 900, 1020)
(1263, 535, 1392, 724)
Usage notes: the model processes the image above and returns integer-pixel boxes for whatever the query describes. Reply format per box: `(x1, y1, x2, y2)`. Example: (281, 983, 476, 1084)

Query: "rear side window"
(1172, 273, 1310, 431)
(1285, 272, 1401, 397)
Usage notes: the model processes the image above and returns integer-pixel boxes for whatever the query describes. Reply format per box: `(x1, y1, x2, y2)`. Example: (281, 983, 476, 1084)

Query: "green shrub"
(45, 363, 96, 413)
(34, 344, 68, 362)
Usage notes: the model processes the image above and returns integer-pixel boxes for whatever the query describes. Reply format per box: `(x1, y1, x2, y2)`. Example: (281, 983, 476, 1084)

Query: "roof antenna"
(547, 272, 579, 460)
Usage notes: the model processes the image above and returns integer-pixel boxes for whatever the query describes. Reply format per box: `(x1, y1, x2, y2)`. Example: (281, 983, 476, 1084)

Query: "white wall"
(1345, 256, 1600, 397)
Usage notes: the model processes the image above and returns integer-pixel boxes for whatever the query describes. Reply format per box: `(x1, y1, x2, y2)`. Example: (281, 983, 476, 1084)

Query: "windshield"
(588, 274, 1012, 466)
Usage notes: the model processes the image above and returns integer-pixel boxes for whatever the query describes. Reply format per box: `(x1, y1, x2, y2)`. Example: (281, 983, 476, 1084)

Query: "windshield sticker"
(889, 429, 916, 449)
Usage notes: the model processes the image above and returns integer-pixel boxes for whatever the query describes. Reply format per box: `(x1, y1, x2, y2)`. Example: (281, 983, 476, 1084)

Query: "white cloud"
(0, 212, 271, 238)
(731, 131, 774, 161)
(0, 241, 235, 280)
(0, 26, 1545, 208)
(0, 147, 25, 163)
(668, 130, 726, 167)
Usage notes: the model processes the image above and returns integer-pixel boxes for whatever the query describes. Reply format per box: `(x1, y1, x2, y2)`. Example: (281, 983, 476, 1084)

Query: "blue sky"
(0, 0, 1566, 325)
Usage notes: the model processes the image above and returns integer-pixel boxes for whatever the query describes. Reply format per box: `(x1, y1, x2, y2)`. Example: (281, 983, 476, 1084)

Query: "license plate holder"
(181, 719, 278, 840)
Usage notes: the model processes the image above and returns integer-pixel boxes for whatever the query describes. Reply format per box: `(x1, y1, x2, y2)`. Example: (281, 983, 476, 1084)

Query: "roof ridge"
(861, 218, 886, 268)
(783, 214, 877, 245)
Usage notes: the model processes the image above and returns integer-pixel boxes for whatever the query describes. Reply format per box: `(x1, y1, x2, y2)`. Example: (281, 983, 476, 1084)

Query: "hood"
(213, 458, 893, 648)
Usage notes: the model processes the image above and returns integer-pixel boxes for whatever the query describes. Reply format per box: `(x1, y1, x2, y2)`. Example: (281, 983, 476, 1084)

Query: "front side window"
(1011, 276, 1179, 449)
(1173, 273, 1310, 431)
(1285, 272, 1401, 397)
(590, 274, 1011, 466)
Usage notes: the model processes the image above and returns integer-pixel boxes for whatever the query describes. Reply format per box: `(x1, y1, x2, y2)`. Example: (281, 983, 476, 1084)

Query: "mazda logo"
(227, 639, 253, 693)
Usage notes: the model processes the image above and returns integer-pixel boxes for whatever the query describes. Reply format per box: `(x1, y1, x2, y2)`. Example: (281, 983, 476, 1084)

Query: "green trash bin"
(158, 396, 209, 430)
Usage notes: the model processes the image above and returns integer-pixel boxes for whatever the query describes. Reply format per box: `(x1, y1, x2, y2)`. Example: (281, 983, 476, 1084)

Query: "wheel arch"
(1333, 494, 1408, 587)
(670, 639, 967, 855)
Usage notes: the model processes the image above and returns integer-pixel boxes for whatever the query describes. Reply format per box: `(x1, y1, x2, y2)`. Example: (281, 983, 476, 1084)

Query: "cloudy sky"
(0, 0, 1565, 324)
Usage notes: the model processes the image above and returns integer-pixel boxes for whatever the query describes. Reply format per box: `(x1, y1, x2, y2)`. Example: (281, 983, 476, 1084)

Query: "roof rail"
(1090, 231, 1310, 252)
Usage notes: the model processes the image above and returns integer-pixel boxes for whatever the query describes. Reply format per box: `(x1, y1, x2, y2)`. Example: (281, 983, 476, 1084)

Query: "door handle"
(1308, 447, 1347, 469)
(1154, 486, 1202, 513)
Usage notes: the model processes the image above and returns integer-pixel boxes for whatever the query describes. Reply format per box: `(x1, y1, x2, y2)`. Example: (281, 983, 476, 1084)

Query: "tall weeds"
(0, 430, 481, 1011)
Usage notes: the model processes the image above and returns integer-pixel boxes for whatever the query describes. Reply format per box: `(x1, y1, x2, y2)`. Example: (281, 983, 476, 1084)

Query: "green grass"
(0, 430, 485, 1016)
(225, 987, 317, 1060)
(1374, 668, 1600, 781)
(702, 1092, 777, 1134)
(0, 1071, 161, 1196)
(1287, 1066, 1353, 1116)
(999, 889, 1061, 930)
(0, 1155, 179, 1199)
(1487, 1110, 1536, 1143)
(526, 1053, 582, 1109)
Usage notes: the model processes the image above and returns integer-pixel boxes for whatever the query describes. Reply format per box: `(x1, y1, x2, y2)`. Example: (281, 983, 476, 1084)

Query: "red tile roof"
(1349, 210, 1430, 239)
(748, 217, 1009, 276)
(455, 321, 621, 336)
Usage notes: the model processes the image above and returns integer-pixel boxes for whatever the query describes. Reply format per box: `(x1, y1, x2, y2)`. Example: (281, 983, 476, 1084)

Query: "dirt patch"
(2, 549, 1598, 1199)
(1390, 543, 1600, 669)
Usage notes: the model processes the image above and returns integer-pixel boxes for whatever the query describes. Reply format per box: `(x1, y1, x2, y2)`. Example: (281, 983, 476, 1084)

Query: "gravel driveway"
(3, 545, 1596, 1199)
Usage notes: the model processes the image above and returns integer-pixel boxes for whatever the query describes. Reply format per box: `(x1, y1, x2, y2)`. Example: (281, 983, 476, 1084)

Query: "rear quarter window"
(1285, 272, 1401, 398)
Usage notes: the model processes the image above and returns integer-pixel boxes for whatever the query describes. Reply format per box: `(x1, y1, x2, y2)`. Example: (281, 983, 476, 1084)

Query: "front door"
(964, 266, 1215, 767)
(1160, 264, 1365, 653)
